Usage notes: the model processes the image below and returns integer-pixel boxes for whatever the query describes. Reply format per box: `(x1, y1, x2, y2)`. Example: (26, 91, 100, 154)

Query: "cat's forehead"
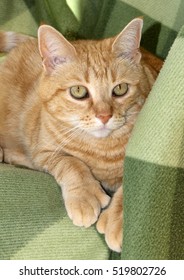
(73, 39, 113, 65)
(72, 39, 136, 82)
(54, 38, 142, 86)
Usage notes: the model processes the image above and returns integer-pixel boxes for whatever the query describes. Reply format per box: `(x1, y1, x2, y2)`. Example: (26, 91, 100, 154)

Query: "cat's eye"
(70, 86, 89, 99)
(112, 83, 128, 97)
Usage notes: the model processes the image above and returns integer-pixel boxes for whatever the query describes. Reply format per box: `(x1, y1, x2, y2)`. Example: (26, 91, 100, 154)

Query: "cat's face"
(39, 19, 147, 138)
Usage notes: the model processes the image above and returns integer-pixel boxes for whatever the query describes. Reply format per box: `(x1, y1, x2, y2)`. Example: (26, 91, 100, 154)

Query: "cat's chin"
(88, 128, 112, 138)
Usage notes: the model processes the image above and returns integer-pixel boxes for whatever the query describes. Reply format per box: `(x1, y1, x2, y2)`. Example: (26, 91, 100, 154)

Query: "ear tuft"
(38, 25, 76, 73)
(112, 18, 143, 63)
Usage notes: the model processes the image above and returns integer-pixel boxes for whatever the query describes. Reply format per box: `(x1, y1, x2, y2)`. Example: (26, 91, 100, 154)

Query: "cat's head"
(38, 18, 150, 138)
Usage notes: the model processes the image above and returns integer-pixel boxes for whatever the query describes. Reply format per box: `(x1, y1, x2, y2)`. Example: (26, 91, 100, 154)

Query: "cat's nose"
(96, 114, 112, 124)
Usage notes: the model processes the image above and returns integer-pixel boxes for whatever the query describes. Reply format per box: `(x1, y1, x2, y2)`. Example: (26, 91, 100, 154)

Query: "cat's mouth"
(88, 124, 118, 138)
(80, 115, 128, 138)
(86, 114, 130, 138)
(93, 126, 112, 138)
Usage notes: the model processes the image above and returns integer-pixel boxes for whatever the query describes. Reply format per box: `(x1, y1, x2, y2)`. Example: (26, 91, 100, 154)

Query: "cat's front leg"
(96, 186, 123, 252)
(35, 154, 111, 228)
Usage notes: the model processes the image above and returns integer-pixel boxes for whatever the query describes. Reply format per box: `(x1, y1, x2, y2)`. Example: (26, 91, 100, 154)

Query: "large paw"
(96, 192, 123, 252)
(64, 184, 111, 228)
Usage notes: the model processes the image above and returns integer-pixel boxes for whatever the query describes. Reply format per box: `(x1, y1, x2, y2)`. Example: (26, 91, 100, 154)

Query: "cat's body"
(0, 19, 162, 252)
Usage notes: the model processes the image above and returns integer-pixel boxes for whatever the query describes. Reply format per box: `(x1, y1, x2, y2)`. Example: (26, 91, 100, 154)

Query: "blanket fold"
(122, 25, 184, 259)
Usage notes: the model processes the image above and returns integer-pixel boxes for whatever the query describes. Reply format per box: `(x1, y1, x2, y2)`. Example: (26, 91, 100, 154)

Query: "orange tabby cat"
(0, 18, 162, 252)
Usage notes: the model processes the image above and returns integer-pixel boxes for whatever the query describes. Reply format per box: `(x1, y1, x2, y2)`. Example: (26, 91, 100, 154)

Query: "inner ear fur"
(112, 18, 143, 63)
(38, 25, 77, 74)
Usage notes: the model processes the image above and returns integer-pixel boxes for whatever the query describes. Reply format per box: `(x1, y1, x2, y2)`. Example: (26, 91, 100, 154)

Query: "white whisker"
(29, 124, 83, 168)
(46, 125, 83, 167)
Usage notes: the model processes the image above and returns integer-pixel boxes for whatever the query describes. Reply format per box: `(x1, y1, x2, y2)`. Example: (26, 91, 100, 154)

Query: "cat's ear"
(38, 25, 77, 74)
(112, 18, 143, 63)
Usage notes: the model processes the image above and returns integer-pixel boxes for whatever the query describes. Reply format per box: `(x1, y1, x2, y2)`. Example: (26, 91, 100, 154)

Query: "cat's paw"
(96, 199, 123, 252)
(64, 184, 111, 228)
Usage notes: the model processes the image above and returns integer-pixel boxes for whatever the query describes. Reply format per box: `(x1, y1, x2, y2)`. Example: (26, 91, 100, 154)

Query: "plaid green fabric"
(1, 0, 184, 58)
(122, 26, 184, 259)
(0, 164, 110, 260)
(0, 0, 184, 259)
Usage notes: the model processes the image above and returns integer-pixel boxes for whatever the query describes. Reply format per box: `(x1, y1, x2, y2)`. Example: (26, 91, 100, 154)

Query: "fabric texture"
(122, 26, 184, 259)
(0, 164, 110, 260)
(0, 0, 184, 259)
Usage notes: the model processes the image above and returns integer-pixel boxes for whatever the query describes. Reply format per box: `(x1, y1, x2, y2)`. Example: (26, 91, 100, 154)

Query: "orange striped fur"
(0, 19, 162, 252)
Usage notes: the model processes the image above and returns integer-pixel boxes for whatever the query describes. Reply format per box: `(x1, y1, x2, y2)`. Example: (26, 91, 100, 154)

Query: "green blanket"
(122, 26, 184, 259)
(0, 0, 184, 260)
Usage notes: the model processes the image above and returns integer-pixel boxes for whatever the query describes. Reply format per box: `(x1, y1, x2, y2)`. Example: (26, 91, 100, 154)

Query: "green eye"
(113, 83, 128, 97)
(70, 86, 89, 99)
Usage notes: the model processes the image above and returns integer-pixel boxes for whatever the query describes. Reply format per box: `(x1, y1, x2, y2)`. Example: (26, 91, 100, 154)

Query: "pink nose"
(96, 114, 112, 124)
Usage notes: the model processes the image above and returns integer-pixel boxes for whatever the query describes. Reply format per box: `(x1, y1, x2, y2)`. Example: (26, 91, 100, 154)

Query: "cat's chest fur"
(61, 131, 129, 191)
